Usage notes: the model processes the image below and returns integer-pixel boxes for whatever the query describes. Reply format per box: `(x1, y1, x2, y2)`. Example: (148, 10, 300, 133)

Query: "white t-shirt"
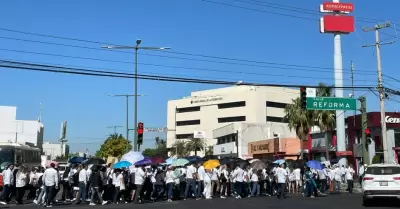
(197, 166, 205, 181)
(79, 169, 87, 184)
(135, 168, 146, 185)
(165, 171, 175, 184)
(346, 168, 354, 180)
(251, 172, 258, 182)
(235, 168, 244, 182)
(186, 165, 197, 179)
(293, 168, 301, 180)
(115, 173, 123, 187)
(211, 168, 218, 181)
(275, 167, 288, 183)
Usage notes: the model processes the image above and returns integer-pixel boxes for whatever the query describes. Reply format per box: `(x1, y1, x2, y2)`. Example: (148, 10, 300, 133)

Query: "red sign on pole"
(323, 2, 354, 13)
(321, 15, 355, 33)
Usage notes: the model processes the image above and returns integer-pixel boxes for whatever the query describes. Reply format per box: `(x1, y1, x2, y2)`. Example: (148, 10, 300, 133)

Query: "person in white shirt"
(346, 165, 355, 194)
(0, 164, 14, 205)
(219, 165, 229, 198)
(233, 166, 244, 199)
(340, 165, 346, 183)
(358, 163, 365, 184)
(184, 164, 198, 200)
(210, 167, 219, 197)
(333, 165, 342, 193)
(43, 163, 59, 207)
(318, 165, 328, 194)
(165, 166, 176, 202)
(275, 164, 288, 199)
(15, 167, 27, 205)
(197, 164, 205, 199)
(203, 169, 212, 199)
(293, 167, 301, 193)
(250, 169, 260, 197)
(134, 166, 146, 203)
(76, 164, 88, 204)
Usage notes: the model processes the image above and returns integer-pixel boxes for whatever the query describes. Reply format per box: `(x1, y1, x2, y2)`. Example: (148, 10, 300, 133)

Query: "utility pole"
(108, 94, 145, 152)
(362, 22, 395, 164)
(107, 126, 123, 135)
(102, 41, 170, 152)
(359, 96, 369, 164)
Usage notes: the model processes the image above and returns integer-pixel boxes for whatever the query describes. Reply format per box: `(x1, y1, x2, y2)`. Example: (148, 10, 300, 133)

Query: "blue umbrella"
(172, 158, 189, 167)
(113, 161, 132, 169)
(163, 157, 177, 165)
(273, 159, 285, 165)
(307, 160, 323, 170)
(134, 158, 152, 166)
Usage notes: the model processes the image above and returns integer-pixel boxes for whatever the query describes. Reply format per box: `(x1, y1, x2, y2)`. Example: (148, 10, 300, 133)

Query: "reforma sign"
(322, 2, 354, 12)
(306, 97, 356, 111)
(248, 140, 274, 155)
(385, 116, 400, 124)
(190, 97, 222, 104)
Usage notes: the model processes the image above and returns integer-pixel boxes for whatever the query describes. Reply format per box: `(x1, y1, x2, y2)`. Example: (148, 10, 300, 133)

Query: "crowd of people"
(0, 158, 361, 207)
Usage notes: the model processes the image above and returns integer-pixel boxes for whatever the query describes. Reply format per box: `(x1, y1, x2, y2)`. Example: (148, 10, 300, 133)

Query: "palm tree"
(314, 83, 336, 161)
(170, 140, 190, 157)
(205, 146, 213, 156)
(186, 138, 206, 156)
(284, 98, 315, 160)
(155, 137, 166, 148)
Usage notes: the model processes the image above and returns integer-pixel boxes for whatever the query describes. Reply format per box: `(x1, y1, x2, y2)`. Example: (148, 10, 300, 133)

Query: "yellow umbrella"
(203, 159, 220, 169)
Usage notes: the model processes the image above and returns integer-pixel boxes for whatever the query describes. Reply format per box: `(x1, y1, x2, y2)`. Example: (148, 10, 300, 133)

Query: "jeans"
(277, 183, 285, 199)
(197, 181, 204, 198)
(0, 184, 11, 203)
(320, 179, 327, 194)
(306, 181, 314, 197)
(184, 179, 197, 199)
(251, 182, 260, 196)
(235, 182, 243, 197)
(335, 180, 341, 193)
(347, 180, 354, 193)
(62, 181, 72, 200)
(16, 187, 25, 204)
(113, 187, 120, 203)
(151, 184, 164, 200)
(76, 182, 86, 202)
(45, 185, 55, 206)
(211, 180, 219, 196)
(91, 187, 103, 203)
(166, 183, 174, 200)
(134, 184, 143, 203)
(220, 181, 227, 196)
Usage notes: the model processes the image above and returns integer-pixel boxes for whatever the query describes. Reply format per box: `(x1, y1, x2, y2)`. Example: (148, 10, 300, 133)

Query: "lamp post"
(108, 94, 146, 152)
(102, 40, 170, 151)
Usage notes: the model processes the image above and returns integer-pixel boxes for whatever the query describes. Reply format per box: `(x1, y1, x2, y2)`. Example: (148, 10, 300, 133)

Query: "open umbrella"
(163, 157, 177, 165)
(186, 156, 202, 164)
(249, 159, 260, 163)
(151, 157, 165, 165)
(306, 160, 323, 170)
(220, 158, 237, 165)
(68, 156, 85, 164)
(203, 159, 220, 169)
(202, 155, 218, 161)
(113, 161, 132, 169)
(251, 161, 266, 170)
(134, 158, 152, 166)
(84, 158, 106, 165)
(172, 158, 189, 167)
(273, 159, 285, 165)
(120, 151, 144, 164)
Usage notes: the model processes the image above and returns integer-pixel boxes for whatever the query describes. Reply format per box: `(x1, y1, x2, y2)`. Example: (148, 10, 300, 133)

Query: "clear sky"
(0, 0, 399, 153)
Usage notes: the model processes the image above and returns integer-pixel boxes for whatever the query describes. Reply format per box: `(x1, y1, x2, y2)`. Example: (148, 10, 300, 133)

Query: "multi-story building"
(0, 106, 44, 150)
(42, 142, 70, 160)
(166, 85, 298, 157)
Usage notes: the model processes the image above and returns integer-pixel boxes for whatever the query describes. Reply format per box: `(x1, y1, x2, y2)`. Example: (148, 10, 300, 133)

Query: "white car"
(362, 164, 400, 206)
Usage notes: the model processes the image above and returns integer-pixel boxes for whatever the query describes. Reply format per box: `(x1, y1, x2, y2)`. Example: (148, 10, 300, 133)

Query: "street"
(2, 194, 399, 209)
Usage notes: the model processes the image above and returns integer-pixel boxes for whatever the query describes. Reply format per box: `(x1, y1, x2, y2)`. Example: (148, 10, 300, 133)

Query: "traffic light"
(365, 128, 372, 145)
(300, 87, 307, 110)
(137, 122, 144, 145)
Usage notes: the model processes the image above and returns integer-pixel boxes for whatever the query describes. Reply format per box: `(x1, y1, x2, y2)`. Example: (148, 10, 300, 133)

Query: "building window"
(218, 116, 246, 123)
(266, 116, 286, 123)
(176, 119, 201, 126)
(176, 106, 200, 113)
(266, 101, 288, 109)
(218, 101, 246, 109)
(176, 133, 193, 139)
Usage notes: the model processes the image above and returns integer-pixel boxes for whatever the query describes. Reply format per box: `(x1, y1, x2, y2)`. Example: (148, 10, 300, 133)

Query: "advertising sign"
(320, 16, 355, 33)
(322, 2, 354, 13)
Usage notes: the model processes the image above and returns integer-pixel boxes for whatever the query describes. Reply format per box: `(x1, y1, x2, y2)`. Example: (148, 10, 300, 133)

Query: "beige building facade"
(166, 85, 298, 157)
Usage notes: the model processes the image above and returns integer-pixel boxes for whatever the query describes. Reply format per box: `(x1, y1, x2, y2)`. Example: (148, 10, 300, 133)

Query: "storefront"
(347, 112, 400, 166)
(248, 138, 300, 160)
(213, 142, 237, 158)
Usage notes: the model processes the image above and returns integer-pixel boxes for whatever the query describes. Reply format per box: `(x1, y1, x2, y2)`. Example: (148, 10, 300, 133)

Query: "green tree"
(284, 97, 314, 160)
(142, 148, 158, 157)
(96, 134, 131, 159)
(170, 140, 190, 157)
(186, 138, 206, 156)
(314, 83, 336, 161)
(141, 137, 168, 158)
(205, 145, 213, 156)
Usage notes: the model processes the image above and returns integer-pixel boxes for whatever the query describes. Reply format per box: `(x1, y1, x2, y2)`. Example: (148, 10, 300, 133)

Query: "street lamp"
(108, 94, 146, 152)
(102, 40, 170, 151)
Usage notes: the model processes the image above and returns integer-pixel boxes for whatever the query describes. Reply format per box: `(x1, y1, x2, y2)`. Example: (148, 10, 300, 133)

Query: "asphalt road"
(1, 193, 399, 209)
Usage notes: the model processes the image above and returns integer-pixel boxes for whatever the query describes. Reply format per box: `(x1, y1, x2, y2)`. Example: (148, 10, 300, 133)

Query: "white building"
(0, 106, 44, 150)
(42, 142, 70, 160)
(166, 85, 298, 157)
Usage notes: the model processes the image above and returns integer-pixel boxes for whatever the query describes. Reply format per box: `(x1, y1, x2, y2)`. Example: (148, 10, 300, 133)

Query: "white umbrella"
(120, 151, 144, 165)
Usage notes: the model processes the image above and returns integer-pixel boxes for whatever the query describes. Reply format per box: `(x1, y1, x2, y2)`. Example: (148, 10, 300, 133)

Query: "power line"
(0, 35, 376, 74)
(0, 59, 376, 89)
(0, 47, 379, 80)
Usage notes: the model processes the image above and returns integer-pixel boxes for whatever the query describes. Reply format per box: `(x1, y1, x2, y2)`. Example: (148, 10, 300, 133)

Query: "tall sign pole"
(320, 0, 354, 165)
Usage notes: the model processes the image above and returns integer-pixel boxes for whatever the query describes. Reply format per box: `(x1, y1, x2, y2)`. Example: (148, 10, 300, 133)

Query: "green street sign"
(306, 97, 356, 111)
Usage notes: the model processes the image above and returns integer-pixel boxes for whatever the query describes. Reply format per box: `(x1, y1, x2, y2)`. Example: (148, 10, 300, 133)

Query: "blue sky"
(0, 0, 399, 153)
